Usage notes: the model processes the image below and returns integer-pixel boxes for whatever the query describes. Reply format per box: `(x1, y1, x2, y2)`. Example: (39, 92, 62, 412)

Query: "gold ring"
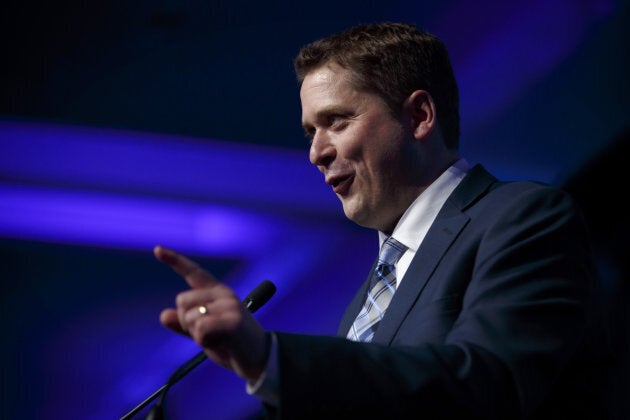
(198, 305, 208, 315)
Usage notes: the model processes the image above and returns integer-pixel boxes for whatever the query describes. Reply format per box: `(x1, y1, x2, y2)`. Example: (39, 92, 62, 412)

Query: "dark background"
(1, 0, 628, 419)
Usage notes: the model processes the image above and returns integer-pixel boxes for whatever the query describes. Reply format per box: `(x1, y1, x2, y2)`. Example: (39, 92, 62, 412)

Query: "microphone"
(243, 280, 276, 313)
(120, 280, 277, 420)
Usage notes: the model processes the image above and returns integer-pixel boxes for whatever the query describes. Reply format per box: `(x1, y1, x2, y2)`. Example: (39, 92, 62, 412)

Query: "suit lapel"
(337, 164, 497, 341)
(372, 205, 469, 344)
(373, 164, 497, 345)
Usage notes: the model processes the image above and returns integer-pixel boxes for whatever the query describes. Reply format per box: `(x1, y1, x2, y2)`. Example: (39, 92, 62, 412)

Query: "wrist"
(241, 330, 271, 382)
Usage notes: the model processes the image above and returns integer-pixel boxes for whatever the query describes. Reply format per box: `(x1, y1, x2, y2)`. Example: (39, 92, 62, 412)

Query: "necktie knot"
(378, 236, 407, 269)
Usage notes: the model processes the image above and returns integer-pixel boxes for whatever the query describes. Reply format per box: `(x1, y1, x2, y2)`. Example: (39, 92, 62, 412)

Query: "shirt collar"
(379, 158, 469, 251)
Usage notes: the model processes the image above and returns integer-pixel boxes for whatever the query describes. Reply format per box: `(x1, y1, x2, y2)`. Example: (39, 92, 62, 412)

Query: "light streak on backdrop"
(0, 119, 373, 419)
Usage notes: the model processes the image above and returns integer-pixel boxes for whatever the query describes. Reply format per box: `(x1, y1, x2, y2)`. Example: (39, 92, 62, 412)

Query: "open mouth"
(331, 174, 354, 195)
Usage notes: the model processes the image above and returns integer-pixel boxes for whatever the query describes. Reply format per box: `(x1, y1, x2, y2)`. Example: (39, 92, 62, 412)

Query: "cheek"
(344, 117, 405, 180)
(362, 144, 402, 183)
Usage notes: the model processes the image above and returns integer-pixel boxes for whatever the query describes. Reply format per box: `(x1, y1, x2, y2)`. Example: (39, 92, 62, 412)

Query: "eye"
(328, 114, 349, 131)
(303, 126, 315, 144)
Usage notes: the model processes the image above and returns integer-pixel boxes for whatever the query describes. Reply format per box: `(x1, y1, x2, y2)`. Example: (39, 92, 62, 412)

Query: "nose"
(309, 131, 336, 168)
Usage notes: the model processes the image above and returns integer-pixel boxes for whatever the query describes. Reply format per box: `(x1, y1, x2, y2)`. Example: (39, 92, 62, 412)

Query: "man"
(155, 22, 609, 418)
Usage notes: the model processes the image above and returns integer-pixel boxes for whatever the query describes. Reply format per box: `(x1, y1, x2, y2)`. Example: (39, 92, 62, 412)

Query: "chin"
(342, 205, 372, 229)
(342, 204, 361, 224)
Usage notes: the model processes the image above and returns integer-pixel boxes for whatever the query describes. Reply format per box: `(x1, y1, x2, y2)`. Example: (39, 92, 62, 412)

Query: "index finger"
(154, 245, 219, 289)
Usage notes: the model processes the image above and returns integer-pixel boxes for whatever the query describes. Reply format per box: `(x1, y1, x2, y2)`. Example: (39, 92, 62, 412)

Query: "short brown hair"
(294, 22, 460, 149)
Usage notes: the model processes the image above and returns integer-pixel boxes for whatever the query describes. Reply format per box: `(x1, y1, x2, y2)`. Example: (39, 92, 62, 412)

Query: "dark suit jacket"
(268, 164, 610, 419)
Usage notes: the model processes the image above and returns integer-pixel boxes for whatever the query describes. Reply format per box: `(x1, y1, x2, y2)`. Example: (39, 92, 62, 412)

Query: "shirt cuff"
(245, 331, 279, 406)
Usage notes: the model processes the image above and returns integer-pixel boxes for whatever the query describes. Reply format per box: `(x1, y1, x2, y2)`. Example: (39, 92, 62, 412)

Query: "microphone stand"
(120, 351, 208, 420)
(120, 280, 276, 420)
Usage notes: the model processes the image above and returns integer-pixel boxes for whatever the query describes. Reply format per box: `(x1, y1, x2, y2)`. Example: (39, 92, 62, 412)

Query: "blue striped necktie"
(347, 237, 407, 342)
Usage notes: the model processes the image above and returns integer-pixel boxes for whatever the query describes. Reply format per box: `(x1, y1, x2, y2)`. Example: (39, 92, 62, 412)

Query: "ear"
(404, 90, 436, 140)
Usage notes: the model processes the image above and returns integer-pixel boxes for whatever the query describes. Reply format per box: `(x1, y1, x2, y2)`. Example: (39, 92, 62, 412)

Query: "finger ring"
(198, 305, 208, 315)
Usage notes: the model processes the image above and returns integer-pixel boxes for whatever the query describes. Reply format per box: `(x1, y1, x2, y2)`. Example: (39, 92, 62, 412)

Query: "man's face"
(300, 63, 417, 233)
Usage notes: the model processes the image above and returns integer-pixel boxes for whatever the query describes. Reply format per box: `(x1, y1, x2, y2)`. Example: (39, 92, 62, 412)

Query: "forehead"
(299, 64, 359, 116)
(300, 63, 352, 96)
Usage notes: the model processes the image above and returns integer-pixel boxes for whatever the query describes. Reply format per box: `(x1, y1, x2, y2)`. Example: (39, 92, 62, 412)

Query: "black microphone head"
(243, 280, 276, 313)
